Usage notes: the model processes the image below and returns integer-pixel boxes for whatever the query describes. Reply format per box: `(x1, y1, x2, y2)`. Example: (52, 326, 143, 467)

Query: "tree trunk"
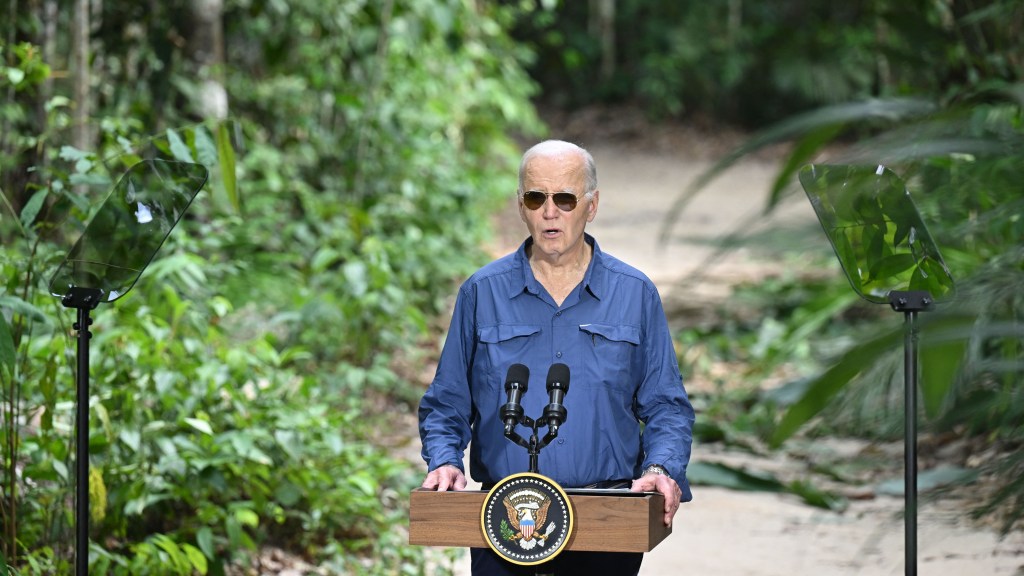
(38, 0, 57, 171)
(72, 0, 90, 154)
(186, 0, 227, 119)
(589, 0, 616, 81)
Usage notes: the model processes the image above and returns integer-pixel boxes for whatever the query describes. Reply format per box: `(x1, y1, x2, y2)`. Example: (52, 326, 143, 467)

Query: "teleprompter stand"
(799, 164, 956, 576)
(888, 290, 934, 576)
(61, 288, 102, 576)
(50, 156, 209, 576)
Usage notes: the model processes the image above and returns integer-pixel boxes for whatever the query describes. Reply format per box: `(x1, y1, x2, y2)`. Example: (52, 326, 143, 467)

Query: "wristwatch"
(642, 464, 670, 478)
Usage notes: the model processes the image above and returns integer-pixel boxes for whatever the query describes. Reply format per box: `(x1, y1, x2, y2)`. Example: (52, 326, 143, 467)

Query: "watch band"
(642, 464, 669, 478)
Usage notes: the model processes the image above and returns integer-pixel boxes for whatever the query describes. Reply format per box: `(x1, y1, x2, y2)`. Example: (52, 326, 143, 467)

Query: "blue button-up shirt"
(419, 235, 694, 500)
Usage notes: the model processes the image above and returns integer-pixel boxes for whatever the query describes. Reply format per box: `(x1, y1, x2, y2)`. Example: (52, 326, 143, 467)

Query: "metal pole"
(904, 310, 918, 576)
(74, 307, 92, 576)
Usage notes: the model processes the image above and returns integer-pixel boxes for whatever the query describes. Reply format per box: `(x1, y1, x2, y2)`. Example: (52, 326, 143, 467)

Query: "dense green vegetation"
(2, 0, 1022, 574)
(3, 1, 540, 573)
(517, 0, 1021, 125)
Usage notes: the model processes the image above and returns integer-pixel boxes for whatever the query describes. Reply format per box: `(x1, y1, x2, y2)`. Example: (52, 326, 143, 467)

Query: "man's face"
(518, 152, 598, 261)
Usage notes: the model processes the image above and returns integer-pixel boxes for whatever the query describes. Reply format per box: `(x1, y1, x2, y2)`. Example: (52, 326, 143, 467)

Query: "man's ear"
(586, 189, 599, 222)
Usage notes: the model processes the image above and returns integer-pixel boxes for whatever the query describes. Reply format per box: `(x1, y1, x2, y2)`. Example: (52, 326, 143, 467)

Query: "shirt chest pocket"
(477, 324, 542, 375)
(578, 323, 640, 390)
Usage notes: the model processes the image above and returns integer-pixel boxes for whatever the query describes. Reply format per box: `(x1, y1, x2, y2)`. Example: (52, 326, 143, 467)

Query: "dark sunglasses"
(521, 191, 582, 212)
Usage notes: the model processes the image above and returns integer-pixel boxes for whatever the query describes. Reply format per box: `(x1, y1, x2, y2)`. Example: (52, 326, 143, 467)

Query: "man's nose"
(542, 195, 560, 217)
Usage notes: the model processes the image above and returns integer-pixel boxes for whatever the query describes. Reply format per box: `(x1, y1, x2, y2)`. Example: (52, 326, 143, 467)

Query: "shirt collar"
(511, 234, 606, 301)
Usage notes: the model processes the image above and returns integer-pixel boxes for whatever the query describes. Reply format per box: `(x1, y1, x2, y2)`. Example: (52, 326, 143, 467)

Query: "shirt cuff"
(429, 459, 464, 473)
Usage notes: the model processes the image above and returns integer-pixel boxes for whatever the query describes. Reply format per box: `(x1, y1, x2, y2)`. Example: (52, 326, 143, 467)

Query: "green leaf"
(771, 325, 903, 447)
(196, 527, 215, 559)
(59, 145, 90, 161)
(6, 67, 26, 84)
(832, 228, 863, 294)
(215, 122, 240, 212)
(349, 471, 378, 496)
(0, 295, 49, 324)
(865, 224, 884, 265)
(909, 258, 955, 300)
(869, 253, 916, 282)
(311, 247, 341, 273)
(876, 465, 979, 496)
(226, 515, 256, 551)
(343, 261, 369, 296)
(124, 493, 173, 516)
(153, 534, 190, 573)
(182, 543, 209, 575)
(167, 129, 195, 163)
(53, 459, 68, 481)
(19, 188, 47, 229)
(194, 126, 218, 168)
(766, 124, 845, 211)
(689, 463, 844, 510)
(787, 479, 847, 511)
(687, 461, 785, 492)
(234, 507, 259, 527)
(185, 417, 214, 436)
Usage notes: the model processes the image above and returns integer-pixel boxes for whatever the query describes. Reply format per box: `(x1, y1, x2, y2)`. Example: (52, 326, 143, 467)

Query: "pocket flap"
(579, 323, 640, 345)
(478, 324, 542, 343)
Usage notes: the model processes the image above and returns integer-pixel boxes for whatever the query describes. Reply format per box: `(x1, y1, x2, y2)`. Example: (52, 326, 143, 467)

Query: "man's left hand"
(630, 473, 683, 527)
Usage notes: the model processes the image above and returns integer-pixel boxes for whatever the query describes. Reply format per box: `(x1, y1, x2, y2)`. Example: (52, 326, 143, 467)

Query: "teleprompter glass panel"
(798, 164, 955, 304)
(48, 159, 208, 303)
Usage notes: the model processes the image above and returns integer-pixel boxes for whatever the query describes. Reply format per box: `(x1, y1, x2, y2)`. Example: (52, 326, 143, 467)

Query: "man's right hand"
(421, 464, 468, 491)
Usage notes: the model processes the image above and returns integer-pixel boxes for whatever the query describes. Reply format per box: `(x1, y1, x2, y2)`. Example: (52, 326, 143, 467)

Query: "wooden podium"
(408, 488, 671, 553)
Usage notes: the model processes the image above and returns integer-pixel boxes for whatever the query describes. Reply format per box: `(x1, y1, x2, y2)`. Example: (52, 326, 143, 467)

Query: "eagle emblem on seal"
(501, 488, 556, 549)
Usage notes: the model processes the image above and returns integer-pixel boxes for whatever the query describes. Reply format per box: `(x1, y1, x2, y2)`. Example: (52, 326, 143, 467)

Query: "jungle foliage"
(2, 0, 541, 574)
(518, 0, 1022, 125)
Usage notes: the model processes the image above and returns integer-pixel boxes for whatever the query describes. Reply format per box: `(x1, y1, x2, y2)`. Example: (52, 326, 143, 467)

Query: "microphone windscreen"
(505, 363, 530, 392)
(546, 363, 570, 392)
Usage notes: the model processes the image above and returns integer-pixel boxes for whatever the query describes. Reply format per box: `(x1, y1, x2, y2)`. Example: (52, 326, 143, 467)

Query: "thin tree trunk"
(38, 0, 57, 172)
(590, 0, 616, 81)
(72, 0, 90, 154)
(186, 0, 227, 119)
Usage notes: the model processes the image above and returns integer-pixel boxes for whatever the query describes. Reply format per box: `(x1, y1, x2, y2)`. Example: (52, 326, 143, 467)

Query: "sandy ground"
(420, 129, 1024, 575)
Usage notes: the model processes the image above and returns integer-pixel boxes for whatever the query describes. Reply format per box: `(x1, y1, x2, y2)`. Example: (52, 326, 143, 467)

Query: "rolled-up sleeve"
(635, 284, 695, 501)
(418, 286, 476, 472)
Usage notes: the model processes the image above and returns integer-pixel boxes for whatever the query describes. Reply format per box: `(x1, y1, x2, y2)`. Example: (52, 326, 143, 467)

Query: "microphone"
(501, 363, 530, 432)
(543, 363, 570, 430)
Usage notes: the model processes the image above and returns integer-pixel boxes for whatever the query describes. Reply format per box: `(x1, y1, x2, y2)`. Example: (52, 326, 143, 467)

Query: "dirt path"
(428, 119, 1024, 575)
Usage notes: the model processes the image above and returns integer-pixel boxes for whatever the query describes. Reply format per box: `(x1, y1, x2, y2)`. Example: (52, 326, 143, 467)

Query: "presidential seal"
(480, 472, 574, 565)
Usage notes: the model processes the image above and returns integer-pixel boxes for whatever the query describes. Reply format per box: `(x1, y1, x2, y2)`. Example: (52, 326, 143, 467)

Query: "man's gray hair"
(518, 140, 598, 198)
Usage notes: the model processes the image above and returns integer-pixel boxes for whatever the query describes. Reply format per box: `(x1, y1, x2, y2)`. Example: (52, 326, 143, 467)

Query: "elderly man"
(418, 140, 694, 576)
